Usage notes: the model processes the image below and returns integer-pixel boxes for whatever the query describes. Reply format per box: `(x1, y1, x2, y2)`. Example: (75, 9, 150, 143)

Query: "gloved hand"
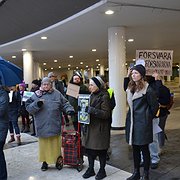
(77, 106, 81, 111)
(37, 100, 44, 108)
(67, 111, 75, 116)
(85, 106, 89, 112)
(87, 106, 96, 114)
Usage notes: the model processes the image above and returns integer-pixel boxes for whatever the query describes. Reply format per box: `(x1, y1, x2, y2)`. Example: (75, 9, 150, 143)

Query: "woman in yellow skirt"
(26, 77, 74, 171)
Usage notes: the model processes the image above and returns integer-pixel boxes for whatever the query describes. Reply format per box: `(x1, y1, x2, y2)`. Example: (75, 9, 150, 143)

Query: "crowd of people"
(0, 66, 172, 180)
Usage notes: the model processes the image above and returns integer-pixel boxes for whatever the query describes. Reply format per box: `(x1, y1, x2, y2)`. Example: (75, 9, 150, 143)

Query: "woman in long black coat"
(82, 76, 111, 180)
(125, 65, 159, 180)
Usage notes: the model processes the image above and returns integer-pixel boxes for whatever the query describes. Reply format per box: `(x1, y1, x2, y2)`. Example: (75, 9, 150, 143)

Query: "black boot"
(141, 171, 149, 180)
(41, 161, 48, 171)
(95, 168, 107, 180)
(82, 168, 95, 179)
(127, 170, 140, 180)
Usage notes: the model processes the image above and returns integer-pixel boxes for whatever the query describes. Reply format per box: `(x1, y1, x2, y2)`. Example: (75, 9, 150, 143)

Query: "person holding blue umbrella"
(0, 79, 9, 180)
(0, 57, 23, 87)
(0, 57, 23, 179)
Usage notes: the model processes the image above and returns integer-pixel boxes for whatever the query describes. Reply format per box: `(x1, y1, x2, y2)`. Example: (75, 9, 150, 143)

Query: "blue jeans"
(149, 133, 160, 164)
(8, 110, 20, 135)
(0, 141, 7, 180)
(9, 120, 20, 135)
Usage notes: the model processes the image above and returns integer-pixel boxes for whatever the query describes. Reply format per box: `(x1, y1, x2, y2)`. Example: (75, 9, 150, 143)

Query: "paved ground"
(107, 84, 180, 180)
(4, 82, 180, 180)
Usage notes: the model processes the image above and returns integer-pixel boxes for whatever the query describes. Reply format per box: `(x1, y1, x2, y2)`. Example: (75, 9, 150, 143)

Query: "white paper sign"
(136, 50, 173, 76)
(22, 91, 34, 102)
(66, 83, 80, 99)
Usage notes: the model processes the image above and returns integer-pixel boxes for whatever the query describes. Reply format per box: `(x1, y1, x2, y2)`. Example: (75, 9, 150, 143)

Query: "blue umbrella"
(0, 57, 23, 86)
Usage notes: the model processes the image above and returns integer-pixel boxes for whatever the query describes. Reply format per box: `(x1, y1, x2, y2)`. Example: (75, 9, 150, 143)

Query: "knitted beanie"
(132, 64, 146, 77)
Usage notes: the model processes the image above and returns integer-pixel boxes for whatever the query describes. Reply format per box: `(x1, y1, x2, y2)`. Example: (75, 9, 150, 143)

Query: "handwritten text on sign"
(136, 50, 173, 76)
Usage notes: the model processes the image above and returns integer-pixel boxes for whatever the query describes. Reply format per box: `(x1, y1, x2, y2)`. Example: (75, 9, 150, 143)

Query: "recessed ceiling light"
(45, 69, 47, 71)
(59, 66, 61, 68)
(97, 66, 99, 69)
(96, 59, 99, 62)
(12, 56, 16, 58)
(133, 59, 136, 61)
(21, 49, 27, 51)
(69, 55, 73, 58)
(105, 10, 114, 15)
(98, 64, 101, 66)
(125, 63, 128, 66)
(128, 39, 134, 42)
(86, 66, 88, 68)
(80, 62, 83, 65)
(76, 67, 79, 69)
(68, 64, 71, 67)
(92, 49, 96, 52)
(41, 36, 47, 40)
(54, 60, 58, 63)
(68, 68, 70, 70)
(51, 67, 53, 70)
(43, 63, 46, 65)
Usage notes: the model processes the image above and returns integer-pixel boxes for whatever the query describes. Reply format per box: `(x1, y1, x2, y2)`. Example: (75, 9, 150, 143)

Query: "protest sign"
(22, 91, 34, 102)
(78, 94, 90, 124)
(66, 83, 80, 98)
(136, 50, 173, 76)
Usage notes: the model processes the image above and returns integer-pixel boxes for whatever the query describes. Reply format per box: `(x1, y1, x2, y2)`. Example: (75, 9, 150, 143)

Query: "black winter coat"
(0, 87, 9, 142)
(126, 83, 159, 145)
(84, 90, 111, 150)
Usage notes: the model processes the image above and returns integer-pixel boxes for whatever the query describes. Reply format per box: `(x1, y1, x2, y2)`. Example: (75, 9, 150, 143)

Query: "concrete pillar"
(23, 51, 33, 90)
(38, 66, 44, 79)
(90, 68, 94, 78)
(33, 62, 40, 80)
(167, 76, 171, 82)
(108, 27, 126, 129)
(100, 65, 105, 76)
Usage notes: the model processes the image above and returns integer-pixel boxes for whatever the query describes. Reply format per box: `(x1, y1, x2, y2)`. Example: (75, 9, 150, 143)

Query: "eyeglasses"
(42, 83, 51, 86)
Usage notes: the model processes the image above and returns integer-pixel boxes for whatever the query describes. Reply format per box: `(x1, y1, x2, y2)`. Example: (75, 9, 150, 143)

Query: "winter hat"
(132, 64, 146, 77)
(91, 76, 102, 89)
(19, 82, 26, 87)
(48, 72, 56, 78)
(41, 77, 52, 84)
(73, 71, 82, 79)
(96, 76, 105, 88)
(32, 79, 40, 86)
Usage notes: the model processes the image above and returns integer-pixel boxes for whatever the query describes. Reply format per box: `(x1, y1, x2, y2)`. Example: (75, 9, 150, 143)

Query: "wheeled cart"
(57, 122, 83, 171)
